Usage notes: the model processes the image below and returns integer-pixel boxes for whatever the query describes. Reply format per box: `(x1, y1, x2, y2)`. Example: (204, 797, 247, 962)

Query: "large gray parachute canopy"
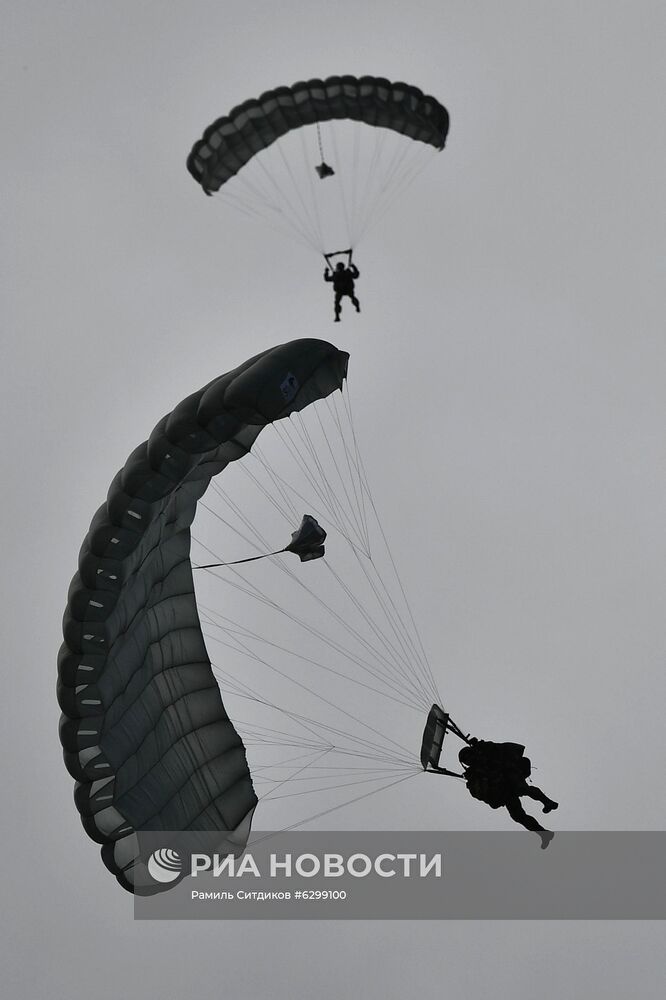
(187, 75, 450, 194)
(58, 339, 349, 894)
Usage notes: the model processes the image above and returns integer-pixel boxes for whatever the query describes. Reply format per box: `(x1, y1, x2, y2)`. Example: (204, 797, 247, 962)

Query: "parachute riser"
(424, 767, 465, 780)
(446, 717, 472, 744)
(323, 248, 353, 271)
(419, 704, 471, 775)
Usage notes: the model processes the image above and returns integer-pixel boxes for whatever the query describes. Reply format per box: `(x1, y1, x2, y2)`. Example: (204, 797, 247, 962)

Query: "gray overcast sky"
(3, 1, 665, 998)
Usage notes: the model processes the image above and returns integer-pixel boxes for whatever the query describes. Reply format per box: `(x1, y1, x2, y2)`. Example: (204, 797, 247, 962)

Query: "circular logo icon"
(147, 848, 183, 883)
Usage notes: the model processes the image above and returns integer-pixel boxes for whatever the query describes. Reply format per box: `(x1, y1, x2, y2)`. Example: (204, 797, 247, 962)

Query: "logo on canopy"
(280, 372, 299, 402)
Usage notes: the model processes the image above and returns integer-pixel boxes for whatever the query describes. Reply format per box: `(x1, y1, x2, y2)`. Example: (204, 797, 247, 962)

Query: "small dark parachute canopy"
(285, 513, 326, 561)
(187, 75, 449, 195)
(315, 161, 335, 179)
(420, 704, 449, 770)
(58, 339, 348, 893)
(194, 513, 326, 569)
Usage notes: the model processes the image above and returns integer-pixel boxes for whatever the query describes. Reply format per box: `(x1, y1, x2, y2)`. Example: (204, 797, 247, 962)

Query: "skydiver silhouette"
(433, 738, 558, 848)
(324, 260, 360, 322)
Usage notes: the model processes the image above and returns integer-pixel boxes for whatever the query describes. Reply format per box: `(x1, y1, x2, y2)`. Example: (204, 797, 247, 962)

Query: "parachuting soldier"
(456, 739, 558, 848)
(324, 260, 361, 322)
(435, 738, 558, 848)
(422, 708, 558, 849)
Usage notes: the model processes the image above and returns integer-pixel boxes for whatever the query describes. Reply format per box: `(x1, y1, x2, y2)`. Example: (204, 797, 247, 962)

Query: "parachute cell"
(58, 339, 349, 893)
